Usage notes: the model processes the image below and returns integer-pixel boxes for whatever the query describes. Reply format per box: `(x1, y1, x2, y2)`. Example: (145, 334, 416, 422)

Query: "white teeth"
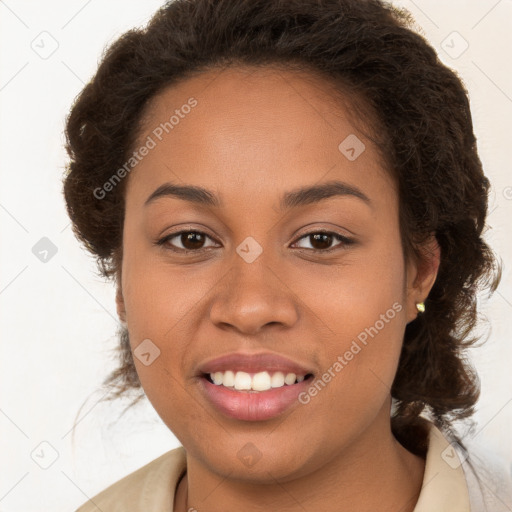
(271, 371, 285, 388)
(223, 370, 235, 387)
(234, 371, 252, 390)
(252, 371, 272, 391)
(212, 372, 223, 385)
(208, 370, 307, 391)
(284, 373, 297, 385)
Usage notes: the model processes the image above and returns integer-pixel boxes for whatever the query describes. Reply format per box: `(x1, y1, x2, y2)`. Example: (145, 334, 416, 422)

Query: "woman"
(63, 0, 509, 510)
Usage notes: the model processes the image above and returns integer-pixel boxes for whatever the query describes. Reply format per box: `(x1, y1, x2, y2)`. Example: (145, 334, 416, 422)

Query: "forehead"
(140, 65, 376, 145)
(127, 65, 395, 210)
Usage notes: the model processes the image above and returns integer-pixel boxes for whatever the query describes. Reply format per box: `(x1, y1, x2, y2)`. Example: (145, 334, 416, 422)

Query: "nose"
(208, 248, 299, 335)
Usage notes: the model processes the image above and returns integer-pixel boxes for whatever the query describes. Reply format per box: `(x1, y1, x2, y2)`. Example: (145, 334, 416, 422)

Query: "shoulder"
(461, 440, 512, 511)
(75, 446, 187, 512)
(417, 422, 512, 512)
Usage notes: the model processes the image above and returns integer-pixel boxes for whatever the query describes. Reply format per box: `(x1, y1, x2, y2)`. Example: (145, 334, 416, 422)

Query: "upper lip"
(198, 351, 315, 376)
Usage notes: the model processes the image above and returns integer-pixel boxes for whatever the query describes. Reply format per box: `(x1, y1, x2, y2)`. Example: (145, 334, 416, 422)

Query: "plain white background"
(0, 1, 511, 510)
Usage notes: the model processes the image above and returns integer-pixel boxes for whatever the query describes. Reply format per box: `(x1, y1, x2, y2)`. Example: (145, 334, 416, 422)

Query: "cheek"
(301, 230, 406, 351)
(295, 234, 406, 416)
(120, 221, 210, 338)
(119, 227, 194, 400)
(121, 262, 199, 385)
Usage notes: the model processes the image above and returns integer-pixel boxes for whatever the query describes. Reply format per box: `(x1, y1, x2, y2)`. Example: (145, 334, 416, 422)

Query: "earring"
(416, 301, 425, 313)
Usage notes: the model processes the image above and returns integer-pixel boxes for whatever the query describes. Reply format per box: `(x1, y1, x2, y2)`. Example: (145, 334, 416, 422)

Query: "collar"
(412, 423, 470, 511)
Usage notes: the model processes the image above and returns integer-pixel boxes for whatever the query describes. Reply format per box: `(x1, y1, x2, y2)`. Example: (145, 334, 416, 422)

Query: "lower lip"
(199, 376, 313, 421)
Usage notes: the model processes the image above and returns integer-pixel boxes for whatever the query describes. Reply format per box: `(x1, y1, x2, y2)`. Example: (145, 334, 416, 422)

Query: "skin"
(116, 66, 441, 512)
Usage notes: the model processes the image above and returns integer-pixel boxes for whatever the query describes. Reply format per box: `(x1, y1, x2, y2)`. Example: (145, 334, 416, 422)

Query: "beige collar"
(412, 424, 470, 511)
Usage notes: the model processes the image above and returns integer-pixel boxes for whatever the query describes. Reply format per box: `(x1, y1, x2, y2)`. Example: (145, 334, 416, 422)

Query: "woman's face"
(117, 66, 437, 482)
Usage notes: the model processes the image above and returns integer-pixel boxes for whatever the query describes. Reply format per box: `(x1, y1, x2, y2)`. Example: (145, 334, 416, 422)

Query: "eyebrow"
(144, 179, 371, 210)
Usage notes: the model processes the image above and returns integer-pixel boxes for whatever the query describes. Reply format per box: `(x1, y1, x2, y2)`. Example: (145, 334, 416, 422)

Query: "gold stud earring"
(416, 301, 425, 313)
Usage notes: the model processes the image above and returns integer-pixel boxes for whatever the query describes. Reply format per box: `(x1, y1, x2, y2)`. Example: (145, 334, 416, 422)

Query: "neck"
(174, 412, 426, 512)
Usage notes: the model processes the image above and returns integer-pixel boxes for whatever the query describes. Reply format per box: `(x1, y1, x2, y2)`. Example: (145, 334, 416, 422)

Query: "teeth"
(284, 373, 296, 385)
(212, 372, 223, 385)
(223, 370, 235, 387)
(271, 372, 285, 388)
(208, 370, 307, 391)
(252, 371, 271, 391)
(234, 371, 252, 390)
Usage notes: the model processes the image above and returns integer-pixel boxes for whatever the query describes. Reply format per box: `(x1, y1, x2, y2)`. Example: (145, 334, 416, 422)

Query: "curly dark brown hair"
(63, 0, 501, 449)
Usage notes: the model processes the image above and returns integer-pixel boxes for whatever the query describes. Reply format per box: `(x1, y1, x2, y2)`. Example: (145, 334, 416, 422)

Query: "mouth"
(198, 371, 315, 421)
(196, 351, 316, 421)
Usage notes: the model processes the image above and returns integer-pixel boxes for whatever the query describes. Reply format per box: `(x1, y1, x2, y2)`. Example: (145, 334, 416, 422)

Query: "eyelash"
(156, 229, 354, 254)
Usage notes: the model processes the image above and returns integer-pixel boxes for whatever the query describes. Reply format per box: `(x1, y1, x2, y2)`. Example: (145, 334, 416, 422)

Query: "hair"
(63, 0, 501, 452)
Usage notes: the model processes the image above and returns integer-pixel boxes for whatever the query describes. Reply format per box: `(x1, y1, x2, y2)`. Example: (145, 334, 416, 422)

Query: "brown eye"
(157, 230, 218, 252)
(180, 232, 207, 250)
(309, 233, 334, 250)
(292, 231, 354, 253)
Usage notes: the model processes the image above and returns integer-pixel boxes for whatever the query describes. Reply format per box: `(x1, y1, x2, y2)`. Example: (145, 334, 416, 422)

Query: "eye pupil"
(311, 233, 332, 250)
(182, 232, 205, 250)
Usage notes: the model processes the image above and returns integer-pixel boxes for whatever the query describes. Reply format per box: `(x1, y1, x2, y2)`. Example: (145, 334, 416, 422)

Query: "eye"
(156, 229, 354, 254)
(156, 230, 219, 252)
(291, 231, 354, 253)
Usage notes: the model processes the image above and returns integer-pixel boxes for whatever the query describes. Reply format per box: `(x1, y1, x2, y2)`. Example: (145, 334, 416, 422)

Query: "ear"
(405, 234, 441, 324)
(116, 285, 127, 324)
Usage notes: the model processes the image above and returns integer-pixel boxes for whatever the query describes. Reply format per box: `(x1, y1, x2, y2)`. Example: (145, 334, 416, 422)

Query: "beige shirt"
(74, 423, 499, 511)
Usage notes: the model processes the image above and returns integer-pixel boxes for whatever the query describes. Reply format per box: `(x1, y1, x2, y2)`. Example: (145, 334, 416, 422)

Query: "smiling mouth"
(202, 370, 315, 392)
